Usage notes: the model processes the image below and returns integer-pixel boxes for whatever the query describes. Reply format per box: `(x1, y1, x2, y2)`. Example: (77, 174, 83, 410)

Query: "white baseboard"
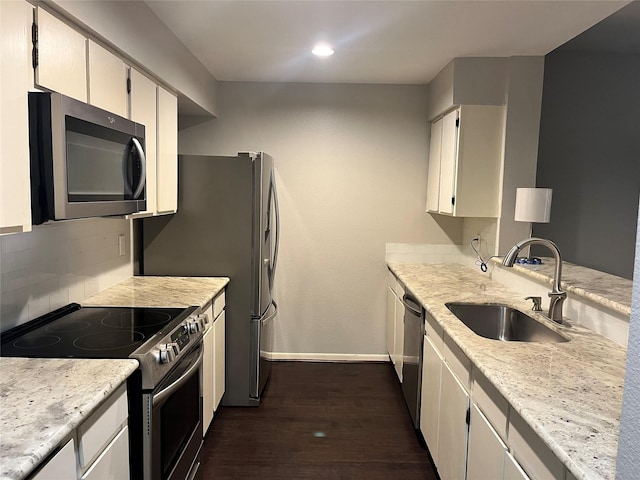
(270, 352, 390, 363)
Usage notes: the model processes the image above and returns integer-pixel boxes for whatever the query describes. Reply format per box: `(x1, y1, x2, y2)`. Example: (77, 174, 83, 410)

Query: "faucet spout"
(502, 237, 567, 324)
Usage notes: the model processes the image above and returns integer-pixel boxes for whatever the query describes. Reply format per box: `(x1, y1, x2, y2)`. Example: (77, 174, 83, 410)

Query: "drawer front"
(81, 426, 129, 480)
(32, 439, 76, 480)
(78, 384, 128, 469)
(387, 270, 397, 294)
(443, 334, 471, 390)
(425, 313, 444, 352)
(472, 370, 509, 442)
(509, 410, 565, 480)
(213, 290, 226, 319)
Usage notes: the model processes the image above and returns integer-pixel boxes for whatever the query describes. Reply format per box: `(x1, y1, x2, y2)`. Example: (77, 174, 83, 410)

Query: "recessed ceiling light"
(312, 44, 334, 57)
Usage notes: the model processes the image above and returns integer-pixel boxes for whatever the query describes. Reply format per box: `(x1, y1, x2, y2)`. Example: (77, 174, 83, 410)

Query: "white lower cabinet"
(394, 282, 405, 381)
(438, 360, 470, 480)
(77, 384, 129, 479)
(467, 404, 506, 480)
(420, 334, 442, 464)
(386, 286, 396, 362)
(31, 384, 129, 480)
(203, 322, 215, 433)
(32, 439, 76, 480)
(203, 290, 226, 435)
(213, 309, 226, 410)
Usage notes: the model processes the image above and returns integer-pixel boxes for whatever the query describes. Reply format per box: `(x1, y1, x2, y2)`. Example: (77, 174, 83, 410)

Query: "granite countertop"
(388, 262, 626, 480)
(82, 276, 229, 308)
(489, 257, 632, 316)
(0, 358, 138, 480)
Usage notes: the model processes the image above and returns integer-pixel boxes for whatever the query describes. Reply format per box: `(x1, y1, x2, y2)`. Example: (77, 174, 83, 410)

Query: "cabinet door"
(394, 293, 404, 381)
(0, 0, 32, 234)
(213, 310, 226, 410)
(454, 106, 504, 217)
(35, 7, 87, 102)
(467, 404, 506, 480)
(129, 68, 158, 217)
(420, 335, 442, 464)
(438, 109, 459, 215)
(156, 87, 178, 214)
(426, 118, 442, 212)
(438, 361, 469, 480)
(202, 326, 214, 433)
(88, 40, 127, 117)
(386, 287, 396, 361)
(32, 439, 76, 480)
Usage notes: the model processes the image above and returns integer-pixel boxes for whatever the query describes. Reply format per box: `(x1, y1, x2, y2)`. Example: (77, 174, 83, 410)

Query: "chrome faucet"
(502, 237, 567, 324)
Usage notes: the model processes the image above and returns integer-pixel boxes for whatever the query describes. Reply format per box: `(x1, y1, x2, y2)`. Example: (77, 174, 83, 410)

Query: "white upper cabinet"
(0, 0, 33, 235)
(426, 105, 505, 217)
(156, 87, 178, 214)
(425, 118, 443, 213)
(87, 40, 128, 118)
(35, 7, 87, 102)
(128, 68, 158, 217)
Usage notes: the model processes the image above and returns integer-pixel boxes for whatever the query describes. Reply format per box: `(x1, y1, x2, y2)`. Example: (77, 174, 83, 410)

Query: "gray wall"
(533, 51, 640, 279)
(616, 199, 640, 478)
(179, 82, 462, 357)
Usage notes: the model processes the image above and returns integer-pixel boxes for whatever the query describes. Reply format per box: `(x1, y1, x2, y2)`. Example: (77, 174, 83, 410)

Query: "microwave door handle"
(130, 137, 146, 200)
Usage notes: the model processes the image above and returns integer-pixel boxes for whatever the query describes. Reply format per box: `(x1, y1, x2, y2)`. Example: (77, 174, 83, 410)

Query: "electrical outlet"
(118, 235, 126, 256)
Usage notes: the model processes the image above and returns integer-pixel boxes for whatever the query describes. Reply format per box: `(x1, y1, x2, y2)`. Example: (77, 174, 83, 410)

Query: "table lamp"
(514, 187, 553, 264)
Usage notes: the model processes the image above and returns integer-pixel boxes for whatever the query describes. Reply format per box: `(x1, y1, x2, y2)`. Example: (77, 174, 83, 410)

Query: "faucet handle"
(525, 296, 543, 312)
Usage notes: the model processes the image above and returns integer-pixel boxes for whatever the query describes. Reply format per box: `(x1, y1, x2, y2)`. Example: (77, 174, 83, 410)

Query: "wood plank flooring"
(200, 361, 438, 479)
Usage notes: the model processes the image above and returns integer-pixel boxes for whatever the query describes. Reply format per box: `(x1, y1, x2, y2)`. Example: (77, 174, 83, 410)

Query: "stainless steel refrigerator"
(140, 152, 279, 406)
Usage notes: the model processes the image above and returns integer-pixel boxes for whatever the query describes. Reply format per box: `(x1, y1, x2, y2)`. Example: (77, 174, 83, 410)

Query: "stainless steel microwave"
(29, 92, 146, 224)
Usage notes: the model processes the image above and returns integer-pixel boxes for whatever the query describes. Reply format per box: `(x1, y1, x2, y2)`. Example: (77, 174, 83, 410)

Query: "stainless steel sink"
(445, 303, 569, 343)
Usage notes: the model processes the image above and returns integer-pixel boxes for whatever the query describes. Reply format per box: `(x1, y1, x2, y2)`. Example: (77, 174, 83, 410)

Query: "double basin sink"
(446, 303, 569, 343)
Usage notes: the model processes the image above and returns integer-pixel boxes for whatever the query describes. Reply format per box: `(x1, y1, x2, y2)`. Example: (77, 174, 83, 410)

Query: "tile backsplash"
(0, 218, 132, 332)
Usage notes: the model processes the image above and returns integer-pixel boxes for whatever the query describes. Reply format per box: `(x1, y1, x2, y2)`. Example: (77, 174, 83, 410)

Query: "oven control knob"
(159, 346, 175, 364)
(187, 320, 199, 334)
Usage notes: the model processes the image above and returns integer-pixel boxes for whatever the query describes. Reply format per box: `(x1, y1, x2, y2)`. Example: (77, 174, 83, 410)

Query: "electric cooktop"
(0, 303, 190, 359)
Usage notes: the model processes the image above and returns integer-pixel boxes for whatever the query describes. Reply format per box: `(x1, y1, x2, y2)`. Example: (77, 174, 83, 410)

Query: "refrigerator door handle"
(268, 170, 280, 291)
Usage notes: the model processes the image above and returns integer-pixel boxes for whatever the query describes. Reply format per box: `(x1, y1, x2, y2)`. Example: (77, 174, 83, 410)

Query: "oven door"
(143, 341, 203, 480)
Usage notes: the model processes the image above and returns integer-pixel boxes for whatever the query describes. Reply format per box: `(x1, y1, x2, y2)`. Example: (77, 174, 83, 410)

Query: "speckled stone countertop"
(490, 257, 632, 316)
(0, 358, 138, 480)
(82, 276, 229, 308)
(388, 262, 626, 480)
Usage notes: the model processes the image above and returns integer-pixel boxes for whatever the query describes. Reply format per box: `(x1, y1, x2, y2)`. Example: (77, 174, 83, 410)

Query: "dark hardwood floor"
(200, 361, 438, 479)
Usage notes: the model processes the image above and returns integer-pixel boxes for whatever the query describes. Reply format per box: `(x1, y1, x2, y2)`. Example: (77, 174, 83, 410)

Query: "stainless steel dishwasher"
(401, 293, 425, 429)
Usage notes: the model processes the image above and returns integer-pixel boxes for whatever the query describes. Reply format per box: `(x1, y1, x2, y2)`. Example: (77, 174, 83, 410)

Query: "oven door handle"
(153, 346, 204, 407)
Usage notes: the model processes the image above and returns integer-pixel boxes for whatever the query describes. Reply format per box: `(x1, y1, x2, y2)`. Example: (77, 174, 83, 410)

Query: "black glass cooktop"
(0, 303, 188, 359)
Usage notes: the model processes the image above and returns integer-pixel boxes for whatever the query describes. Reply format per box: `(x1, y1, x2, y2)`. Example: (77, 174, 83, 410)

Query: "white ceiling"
(146, 1, 630, 84)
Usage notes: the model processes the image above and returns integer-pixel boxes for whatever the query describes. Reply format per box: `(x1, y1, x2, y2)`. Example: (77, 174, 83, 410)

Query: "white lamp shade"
(514, 188, 552, 223)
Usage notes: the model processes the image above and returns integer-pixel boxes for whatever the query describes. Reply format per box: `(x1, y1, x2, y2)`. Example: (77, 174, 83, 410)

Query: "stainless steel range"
(0, 303, 208, 480)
